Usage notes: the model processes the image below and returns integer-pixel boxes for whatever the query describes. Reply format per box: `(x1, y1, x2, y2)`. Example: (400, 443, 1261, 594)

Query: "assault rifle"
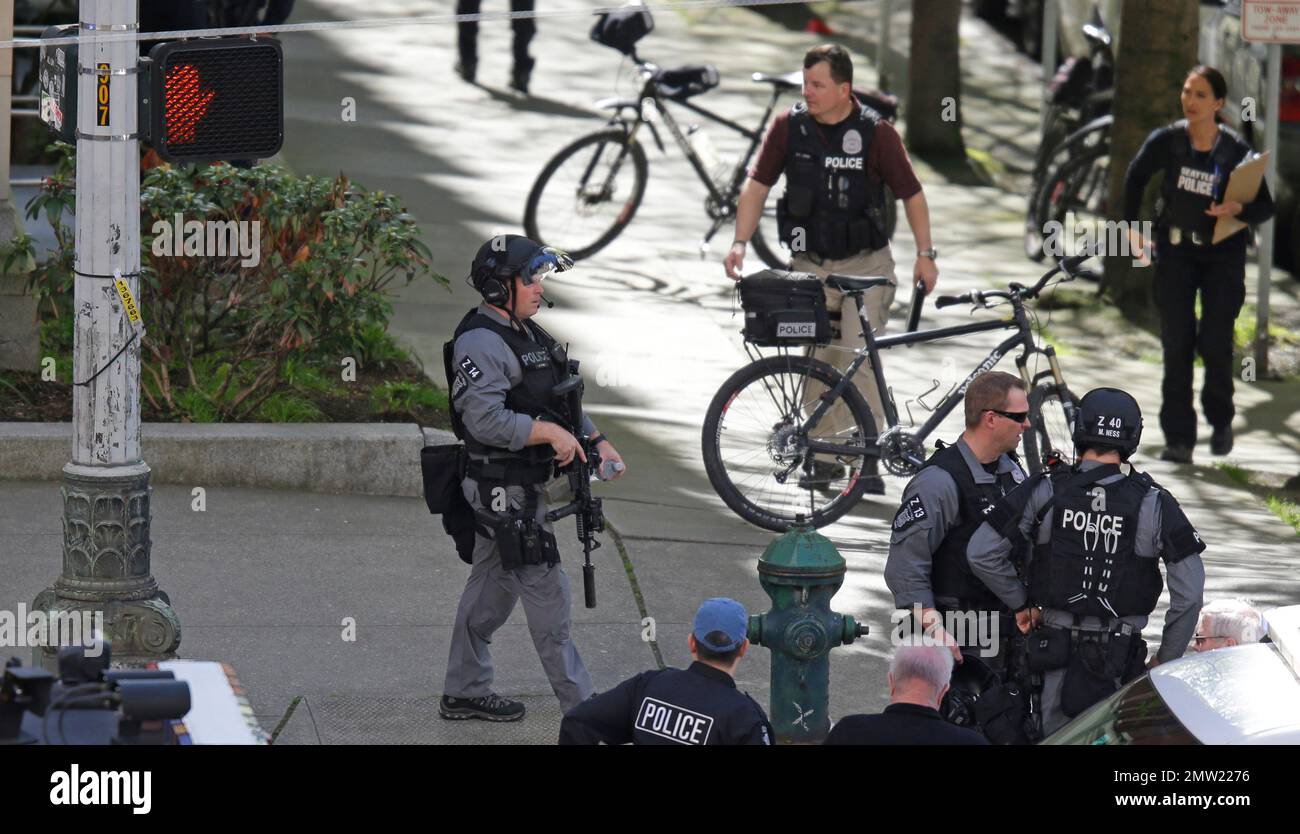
(545, 373, 604, 609)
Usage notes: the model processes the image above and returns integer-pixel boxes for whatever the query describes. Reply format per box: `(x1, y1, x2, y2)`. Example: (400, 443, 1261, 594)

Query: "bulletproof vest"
(1029, 466, 1163, 620)
(1160, 120, 1242, 238)
(443, 308, 570, 474)
(925, 443, 1022, 611)
(778, 101, 889, 259)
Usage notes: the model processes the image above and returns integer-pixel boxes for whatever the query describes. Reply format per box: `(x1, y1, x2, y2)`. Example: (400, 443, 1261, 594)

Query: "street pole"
(32, 0, 180, 669)
(1256, 43, 1279, 379)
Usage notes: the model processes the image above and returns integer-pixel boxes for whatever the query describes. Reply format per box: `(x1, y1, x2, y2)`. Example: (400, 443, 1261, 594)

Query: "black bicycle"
(523, 7, 896, 266)
(701, 255, 1091, 532)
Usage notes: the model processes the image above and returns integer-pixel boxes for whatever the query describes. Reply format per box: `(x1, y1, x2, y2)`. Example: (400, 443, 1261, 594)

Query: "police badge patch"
(842, 128, 863, 155)
(892, 495, 927, 533)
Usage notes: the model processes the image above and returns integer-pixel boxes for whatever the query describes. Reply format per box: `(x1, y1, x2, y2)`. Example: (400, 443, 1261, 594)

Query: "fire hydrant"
(748, 525, 867, 743)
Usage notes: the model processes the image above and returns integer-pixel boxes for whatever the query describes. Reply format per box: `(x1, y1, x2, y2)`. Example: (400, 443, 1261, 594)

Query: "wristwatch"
(918, 247, 938, 260)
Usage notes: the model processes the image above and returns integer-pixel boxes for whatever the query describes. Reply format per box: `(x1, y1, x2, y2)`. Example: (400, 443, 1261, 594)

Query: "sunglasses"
(1193, 634, 1222, 645)
(986, 409, 1030, 423)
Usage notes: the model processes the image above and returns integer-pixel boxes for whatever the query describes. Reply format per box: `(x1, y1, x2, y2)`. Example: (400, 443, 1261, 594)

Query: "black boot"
(510, 56, 535, 94)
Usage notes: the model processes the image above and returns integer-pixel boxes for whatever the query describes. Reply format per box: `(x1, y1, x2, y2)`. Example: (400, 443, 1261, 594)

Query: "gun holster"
(474, 490, 559, 571)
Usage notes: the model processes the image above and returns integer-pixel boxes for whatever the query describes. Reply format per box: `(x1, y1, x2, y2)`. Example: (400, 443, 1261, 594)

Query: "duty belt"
(1168, 226, 1209, 247)
(467, 458, 553, 486)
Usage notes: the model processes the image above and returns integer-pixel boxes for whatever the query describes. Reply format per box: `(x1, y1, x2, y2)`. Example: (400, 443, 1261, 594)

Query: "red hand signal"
(163, 64, 217, 145)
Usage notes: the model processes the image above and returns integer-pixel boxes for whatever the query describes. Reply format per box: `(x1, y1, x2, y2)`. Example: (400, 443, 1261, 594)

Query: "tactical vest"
(1029, 465, 1163, 620)
(1160, 120, 1242, 238)
(777, 101, 889, 259)
(443, 308, 570, 482)
(925, 443, 1023, 611)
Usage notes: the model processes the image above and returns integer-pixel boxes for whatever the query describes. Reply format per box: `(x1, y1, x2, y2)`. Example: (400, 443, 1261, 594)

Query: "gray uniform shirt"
(883, 437, 1026, 610)
(450, 303, 595, 456)
(967, 460, 1206, 664)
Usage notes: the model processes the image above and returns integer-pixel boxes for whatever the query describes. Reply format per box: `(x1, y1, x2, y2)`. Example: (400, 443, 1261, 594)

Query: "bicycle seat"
(751, 70, 801, 91)
(826, 274, 892, 293)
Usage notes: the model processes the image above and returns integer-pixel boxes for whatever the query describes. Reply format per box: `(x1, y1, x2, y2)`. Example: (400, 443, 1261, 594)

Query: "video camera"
(1, 640, 191, 745)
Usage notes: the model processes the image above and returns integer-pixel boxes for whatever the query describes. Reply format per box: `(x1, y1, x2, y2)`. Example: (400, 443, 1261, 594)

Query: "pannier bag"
(738, 270, 831, 346)
(590, 4, 654, 55)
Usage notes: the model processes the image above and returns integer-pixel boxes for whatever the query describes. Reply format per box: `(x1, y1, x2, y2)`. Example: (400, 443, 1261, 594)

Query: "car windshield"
(1042, 675, 1200, 745)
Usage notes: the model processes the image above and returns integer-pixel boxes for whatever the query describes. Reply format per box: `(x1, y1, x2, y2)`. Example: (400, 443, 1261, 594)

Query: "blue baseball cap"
(693, 598, 748, 652)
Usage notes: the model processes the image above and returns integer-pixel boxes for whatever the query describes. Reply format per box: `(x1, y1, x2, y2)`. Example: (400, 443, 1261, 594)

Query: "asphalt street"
(2, 0, 1298, 744)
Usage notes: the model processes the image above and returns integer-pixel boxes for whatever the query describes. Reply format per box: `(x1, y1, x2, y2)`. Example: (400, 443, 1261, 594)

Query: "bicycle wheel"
(1033, 145, 1109, 264)
(1024, 107, 1075, 261)
(702, 354, 877, 531)
(1023, 382, 1078, 474)
(523, 128, 648, 261)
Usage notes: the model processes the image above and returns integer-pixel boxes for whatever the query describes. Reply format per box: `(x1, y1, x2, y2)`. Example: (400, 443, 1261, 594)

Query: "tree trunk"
(905, 0, 965, 157)
(1104, 0, 1200, 326)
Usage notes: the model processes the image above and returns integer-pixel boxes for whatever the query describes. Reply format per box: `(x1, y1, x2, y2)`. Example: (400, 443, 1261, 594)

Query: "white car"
(1043, 606, 1300, 744)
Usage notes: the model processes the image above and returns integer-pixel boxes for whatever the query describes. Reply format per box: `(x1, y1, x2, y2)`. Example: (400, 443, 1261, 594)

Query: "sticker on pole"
(113, 271, 142, 326)
(1242, 1, 1300, 43)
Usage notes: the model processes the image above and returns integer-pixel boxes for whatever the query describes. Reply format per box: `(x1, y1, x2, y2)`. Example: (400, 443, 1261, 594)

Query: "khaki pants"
(793, 247, 898, 435)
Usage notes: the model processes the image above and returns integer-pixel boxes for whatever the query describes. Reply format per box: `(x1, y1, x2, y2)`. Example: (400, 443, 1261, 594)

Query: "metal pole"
(1256, 42, 1279, 378)
(32, 0, 180, 669)
(1040, 0, 1059, 133)
(1, 0, 13, 199)
(878, 0, 893, 92)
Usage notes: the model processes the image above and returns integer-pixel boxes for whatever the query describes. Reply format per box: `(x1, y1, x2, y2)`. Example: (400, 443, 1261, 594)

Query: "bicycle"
(1029, 116, 1111, 281)
(523, 9, 897, 267)
(700, 255, 1091, 532)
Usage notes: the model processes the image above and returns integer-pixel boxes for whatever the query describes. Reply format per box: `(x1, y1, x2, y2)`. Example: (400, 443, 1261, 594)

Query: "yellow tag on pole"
(113, 272, 142, 326)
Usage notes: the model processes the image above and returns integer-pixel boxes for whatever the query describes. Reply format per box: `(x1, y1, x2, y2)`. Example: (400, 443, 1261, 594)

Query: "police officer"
(968, 388, 1206, 737)
(1124, 65, 1274, 464)
(440, 234, 625, 722)
(725, 44, 938, 494)
(884, 372, 1028, 671)
(558, 598, 773, 745)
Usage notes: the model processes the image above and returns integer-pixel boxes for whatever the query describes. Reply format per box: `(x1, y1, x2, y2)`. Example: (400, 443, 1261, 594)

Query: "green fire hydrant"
(748, 525, 867, 744)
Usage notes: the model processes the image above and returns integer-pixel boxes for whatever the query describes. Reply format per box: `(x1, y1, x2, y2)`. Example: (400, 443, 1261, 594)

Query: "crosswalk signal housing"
(147, 37, 284, 163)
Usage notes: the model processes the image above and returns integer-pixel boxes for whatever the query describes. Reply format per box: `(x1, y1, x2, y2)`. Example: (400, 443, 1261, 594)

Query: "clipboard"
(1213, 151, 1269, 244)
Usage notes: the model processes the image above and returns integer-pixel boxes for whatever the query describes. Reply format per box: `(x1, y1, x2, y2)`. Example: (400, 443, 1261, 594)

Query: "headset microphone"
(541, 293, 555, 308)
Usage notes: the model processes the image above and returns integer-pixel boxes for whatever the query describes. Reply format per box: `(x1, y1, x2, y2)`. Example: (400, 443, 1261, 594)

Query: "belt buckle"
(1169, 227, 1182, 246)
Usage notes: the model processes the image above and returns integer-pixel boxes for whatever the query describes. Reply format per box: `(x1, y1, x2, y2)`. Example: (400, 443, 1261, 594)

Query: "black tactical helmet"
(469, 234, 573, 306)
(939, 652, 999, 728)
(1072, 387, 1143, 460)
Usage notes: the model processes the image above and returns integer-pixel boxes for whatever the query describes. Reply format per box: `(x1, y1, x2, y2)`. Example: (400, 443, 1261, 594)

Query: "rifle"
(544, 373, 605, 609)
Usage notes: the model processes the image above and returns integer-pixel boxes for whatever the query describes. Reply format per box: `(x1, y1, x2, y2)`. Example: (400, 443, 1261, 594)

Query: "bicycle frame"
(612, 66, 787, 207)
(790, 294, 1068, 460)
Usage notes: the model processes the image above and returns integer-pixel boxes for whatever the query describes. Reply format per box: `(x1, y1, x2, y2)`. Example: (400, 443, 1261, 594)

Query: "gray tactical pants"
(442, 477, 594, 713)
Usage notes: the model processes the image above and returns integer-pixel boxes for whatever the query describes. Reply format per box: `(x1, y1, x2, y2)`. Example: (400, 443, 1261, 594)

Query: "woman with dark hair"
(1124, 65, 1274, 464)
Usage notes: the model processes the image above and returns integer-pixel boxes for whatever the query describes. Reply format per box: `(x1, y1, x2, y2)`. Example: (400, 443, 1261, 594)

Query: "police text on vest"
(636, 697, 715, 744)
(824, 156, 863, 170)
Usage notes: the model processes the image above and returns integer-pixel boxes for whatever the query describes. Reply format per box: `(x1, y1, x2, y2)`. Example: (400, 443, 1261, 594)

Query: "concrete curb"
(0, 422, 458, 498)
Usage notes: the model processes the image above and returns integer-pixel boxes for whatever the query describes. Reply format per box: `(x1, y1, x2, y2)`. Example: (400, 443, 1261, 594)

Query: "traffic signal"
(146, 37, 284, 163)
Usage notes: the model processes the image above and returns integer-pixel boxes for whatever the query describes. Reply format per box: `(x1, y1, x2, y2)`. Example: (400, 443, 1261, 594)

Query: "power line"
(0, 0, 813, 51)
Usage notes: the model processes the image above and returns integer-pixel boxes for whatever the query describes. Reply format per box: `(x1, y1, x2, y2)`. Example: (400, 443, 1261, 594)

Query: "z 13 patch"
(636, 697, 714, 745)
(893, 495, 927, 533)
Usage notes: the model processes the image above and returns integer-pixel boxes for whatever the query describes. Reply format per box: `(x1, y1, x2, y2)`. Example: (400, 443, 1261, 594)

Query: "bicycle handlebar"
(931, 252, 1092, 310)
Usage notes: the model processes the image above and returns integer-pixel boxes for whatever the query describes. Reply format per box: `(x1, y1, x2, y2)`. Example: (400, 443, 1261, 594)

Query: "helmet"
(1072, 387, 1143, 460)
(469, 235, 573, 306)
(939, 652, 999, 728)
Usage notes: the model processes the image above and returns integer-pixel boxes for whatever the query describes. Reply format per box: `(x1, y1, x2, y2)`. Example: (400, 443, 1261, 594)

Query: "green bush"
(16, 143, 444, 421)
